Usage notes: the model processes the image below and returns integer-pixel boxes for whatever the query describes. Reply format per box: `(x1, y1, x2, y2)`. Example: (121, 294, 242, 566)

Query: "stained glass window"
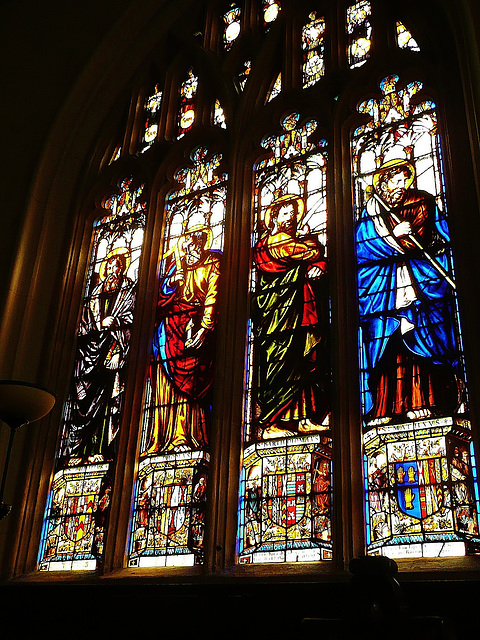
(109, 146, 122, 164)
(266, 73, 282, 103)
(140, 84, 163, 153)
(347, 0, 372, 69)
(396, 22, 420, 52)
(38, 178, 147, 571)
(302, 12, 325, 88)
(26, 0, 480, 584)
(213, 99, 227, 128)
(237, 59, 251, 91)
(352, 75, 480, 558)
(262, 0, 281, 30)
(177, 68, 198, 139)
(238, 112, 332, 564)
(128, 147, 227, 568)
(223, 4, 241, 50)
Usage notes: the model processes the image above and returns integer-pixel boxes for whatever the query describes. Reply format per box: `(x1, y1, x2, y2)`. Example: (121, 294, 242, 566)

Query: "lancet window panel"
(237, 59, 252, 92)
(396, 22, 420, 52)
(352, 74, 480, 559)
(213, 99, 227, 128)
(140, 84, 163, 153)
(177, 68, 199, 139)
(302, 11, 326, 88)
(223, 3, 242, 50)
(347, 0, 372, 69)
(38, 178, 148, 572)
(129, 147, 228, 568)
(238, 112, 332, 565)
(262, 0, 281, 30)
(266, 72, 282, 103)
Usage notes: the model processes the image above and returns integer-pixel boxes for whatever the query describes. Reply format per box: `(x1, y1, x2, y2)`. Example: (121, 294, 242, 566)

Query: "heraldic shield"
(266, 472, 307, 527)
(64, 493, 96, 544)
(395, 458, 443, 520)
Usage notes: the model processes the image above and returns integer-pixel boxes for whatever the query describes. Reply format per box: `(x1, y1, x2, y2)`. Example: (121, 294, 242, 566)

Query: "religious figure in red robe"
(252, 193, 330, 440)
(143, 224, 221, 453)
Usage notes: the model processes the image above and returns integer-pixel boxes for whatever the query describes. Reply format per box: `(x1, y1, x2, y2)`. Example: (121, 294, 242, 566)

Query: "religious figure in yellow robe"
(143, 225, 221, 453)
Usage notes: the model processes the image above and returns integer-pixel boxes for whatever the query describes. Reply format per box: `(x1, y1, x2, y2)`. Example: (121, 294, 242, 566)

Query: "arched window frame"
(3, 0, 480, 586)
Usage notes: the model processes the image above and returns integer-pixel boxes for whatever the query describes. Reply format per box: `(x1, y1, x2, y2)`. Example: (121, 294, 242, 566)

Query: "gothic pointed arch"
(2, 9, 480, 629)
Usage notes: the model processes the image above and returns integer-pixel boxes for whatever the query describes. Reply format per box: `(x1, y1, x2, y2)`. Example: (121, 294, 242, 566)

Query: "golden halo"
(264, 194, 305, 229)
(182, 224, 213, 251)
(373, 159, 415, 192)
(99, 247, 131, 281)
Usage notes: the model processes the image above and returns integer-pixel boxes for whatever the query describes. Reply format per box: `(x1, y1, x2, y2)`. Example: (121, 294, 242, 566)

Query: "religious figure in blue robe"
(356, 159, 463, 426)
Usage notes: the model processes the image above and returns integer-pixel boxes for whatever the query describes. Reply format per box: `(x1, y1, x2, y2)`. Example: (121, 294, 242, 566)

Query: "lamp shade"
(0, 380, 56, 428)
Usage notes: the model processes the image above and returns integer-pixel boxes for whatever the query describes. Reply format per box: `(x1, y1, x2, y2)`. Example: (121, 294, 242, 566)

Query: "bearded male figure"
(144, 225, 221, 453)
(252, 193, 330, 441)
(61, 248, 136, 463)
(356, 159, 462, 426)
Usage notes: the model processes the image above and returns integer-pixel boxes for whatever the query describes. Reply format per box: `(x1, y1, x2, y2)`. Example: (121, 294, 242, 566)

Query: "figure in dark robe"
(61, 248, 135, 463)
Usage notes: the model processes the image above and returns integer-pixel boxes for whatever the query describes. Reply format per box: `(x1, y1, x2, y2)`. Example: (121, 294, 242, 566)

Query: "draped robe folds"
(252, 231, 329, 432)
(62, 276, 135, 460)
(356, 189, 460, 421)
(144, 251, 221, 453)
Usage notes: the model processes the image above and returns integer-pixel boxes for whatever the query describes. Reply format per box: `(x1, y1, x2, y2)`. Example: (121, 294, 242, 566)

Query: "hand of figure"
(307, 265, 325, 279)
(101, 316, 115, 328)
(185, 327, 207, 349)
(393, 221, 412, 237)
(171, 269, 184, 284)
